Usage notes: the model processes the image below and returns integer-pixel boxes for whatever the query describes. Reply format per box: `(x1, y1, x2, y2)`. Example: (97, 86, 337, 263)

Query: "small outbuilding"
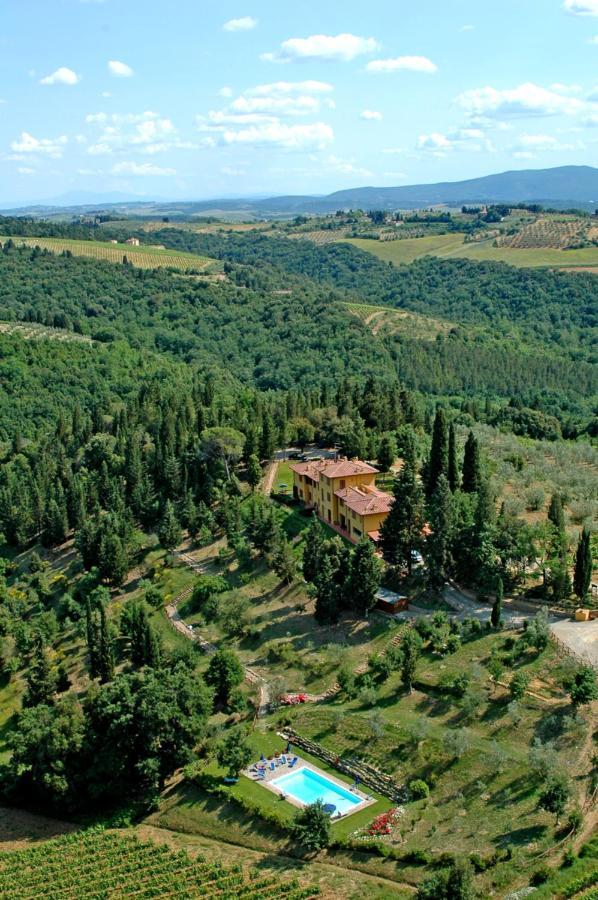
(376, 588, 408, 615)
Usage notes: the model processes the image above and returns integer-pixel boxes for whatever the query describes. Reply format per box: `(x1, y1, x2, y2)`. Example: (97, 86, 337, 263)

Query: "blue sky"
(1, 0, 597, 204)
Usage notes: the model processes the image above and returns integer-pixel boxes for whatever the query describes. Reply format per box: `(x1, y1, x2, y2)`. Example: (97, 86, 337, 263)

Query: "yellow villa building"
(289, 457, 393, 544)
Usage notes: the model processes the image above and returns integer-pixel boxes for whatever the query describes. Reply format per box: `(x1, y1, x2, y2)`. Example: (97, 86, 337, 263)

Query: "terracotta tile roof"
(289, 457, 379, 482)
(335, 484, 394, 517)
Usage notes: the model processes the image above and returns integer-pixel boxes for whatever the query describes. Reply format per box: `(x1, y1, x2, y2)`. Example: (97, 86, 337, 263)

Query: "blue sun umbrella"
(323, 803, 336, 815)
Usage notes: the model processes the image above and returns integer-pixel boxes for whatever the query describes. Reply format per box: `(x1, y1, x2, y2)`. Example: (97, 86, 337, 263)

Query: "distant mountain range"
(2, 166, 597, 219)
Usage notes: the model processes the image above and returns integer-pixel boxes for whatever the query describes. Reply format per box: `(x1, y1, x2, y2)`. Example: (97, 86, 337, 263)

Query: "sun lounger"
(269, 761, 276, 771)
(289, 756, 298, 768)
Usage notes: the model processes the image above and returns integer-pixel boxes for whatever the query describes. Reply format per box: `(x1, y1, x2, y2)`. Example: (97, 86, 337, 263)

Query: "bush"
(530, 866, 550, 886)
(409, 779, 430, 799)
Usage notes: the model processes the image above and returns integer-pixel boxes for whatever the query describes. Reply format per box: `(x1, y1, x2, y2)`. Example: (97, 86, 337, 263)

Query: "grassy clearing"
(0, 323, 92, 344)
(345, 302, 454, 340)
(0, 235, 216, 271)
(344, 235, 598, 269)
(193, 730, 391, 838)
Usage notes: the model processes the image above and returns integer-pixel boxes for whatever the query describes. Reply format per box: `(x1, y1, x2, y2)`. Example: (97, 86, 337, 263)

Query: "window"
(340, 479, 345, 489)
(353, 526, 362, 537)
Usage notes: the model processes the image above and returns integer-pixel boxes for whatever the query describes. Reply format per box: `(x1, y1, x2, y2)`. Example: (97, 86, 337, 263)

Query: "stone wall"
(279, 728, 407, 803)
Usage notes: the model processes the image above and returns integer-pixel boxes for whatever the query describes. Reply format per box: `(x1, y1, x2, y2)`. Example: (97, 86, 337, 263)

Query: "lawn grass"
(343, 235, 598, 269)
(196, 730, 392, 839)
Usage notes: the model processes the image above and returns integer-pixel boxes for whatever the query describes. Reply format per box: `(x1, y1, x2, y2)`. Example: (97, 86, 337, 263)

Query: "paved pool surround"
(243, 755, 376, 818)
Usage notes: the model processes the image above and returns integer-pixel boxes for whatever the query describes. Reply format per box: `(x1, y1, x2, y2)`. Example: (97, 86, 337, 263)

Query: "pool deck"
(242, 754, 376, 818)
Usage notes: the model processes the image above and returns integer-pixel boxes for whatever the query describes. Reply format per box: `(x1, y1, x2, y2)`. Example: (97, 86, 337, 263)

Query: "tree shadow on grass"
(492, 823, 547, 849)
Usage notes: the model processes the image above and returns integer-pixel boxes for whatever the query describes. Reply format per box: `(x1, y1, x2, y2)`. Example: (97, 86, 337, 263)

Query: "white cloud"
(327, 155, 372, 177)
(460, 24, 475, 31)
(221, 165, 246, 176)
(108, 60, 134, 77)
(219, 86, 233, 98)
(366, 56, 437, 74)
(417, 127, 494, 155)
(220, 121, 333, 149)
(564, 0, 598, 15)
(515, 133, 585, 152)
(111, 161, 176, 176)
(230, 94, 320, 115)
(85, 110, 189, 154)
(361, 109, 383, 120)
(223, 16, 257, 32)
(248, 80, 333, 95)
(40, 66, 79, 86)
(262, 33, 378, 63)
(456, 82, 585, 117)
(591, 34, 598, 42)
(550, 83, 582, 94)
(17, 167, 36, 175)
(11, 131, 68, 158)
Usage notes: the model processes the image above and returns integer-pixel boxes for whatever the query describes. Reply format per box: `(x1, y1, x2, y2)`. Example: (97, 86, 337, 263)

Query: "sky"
(0, 0, 597, 204)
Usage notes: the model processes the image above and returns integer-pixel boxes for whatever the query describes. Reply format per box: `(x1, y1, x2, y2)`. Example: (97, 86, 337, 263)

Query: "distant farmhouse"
(125, 237, 140, 246)
(290, 457, 393, 545)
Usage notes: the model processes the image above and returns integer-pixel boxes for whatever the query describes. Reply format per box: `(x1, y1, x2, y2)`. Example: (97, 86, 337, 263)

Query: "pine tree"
(461, 430, 481, 493)
(491, 577, 504, 628)
(23, 638, 56, 707)
(399, 630, 421, 693)
(427, 408, 448, 496)
(85, 596, 99, 678)
(348, 539, 382, 616)
(246, 454, 262, 491)
(98, 532, 128, 586)
(272, 537, 297, 584)
(42, 496, 68, 547)
(377, 434, 397, 473)
(302, 515, 324, 584)
(380, 456, 425, 573)
(158, 500, 182, 551)
(448, 422, 459, 492)
(426, 475, 454, 588)
(97, 604, 114, 683)
(259, 413, 275, 461)
(573, 526, 592, 601)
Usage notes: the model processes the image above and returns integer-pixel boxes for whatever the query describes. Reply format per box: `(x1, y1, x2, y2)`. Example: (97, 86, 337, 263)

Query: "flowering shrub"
(366, 808, 402, 837)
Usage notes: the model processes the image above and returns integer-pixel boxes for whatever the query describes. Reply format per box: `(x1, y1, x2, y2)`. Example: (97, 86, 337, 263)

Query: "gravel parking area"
(550, 619, 598, 668)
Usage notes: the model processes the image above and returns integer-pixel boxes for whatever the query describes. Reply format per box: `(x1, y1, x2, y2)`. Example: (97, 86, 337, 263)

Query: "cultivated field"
(344, 235, 598, 269)
(345, 301, 454, 340)
(0, 323, 91, 343)
(496, 216, 585, 249)
(0, 236, 215, 271)
(0, 829, 316, 899)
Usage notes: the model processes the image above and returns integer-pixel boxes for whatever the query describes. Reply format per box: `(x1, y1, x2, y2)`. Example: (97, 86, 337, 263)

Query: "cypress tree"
(348, 538, 382, 617)
(491, 577, 504, 628)
(98, 532, 128, 586)
(448, 422, 459, 492)
(548, 493, 565, 533)
(302, 515, 324, 584)
(85, 596, 99, 678)
(246, 454, 262, 491)
(158, 500, 182, 551)
(461, 431, 481, 493)
(426, 474, 454, 589)
(573, 526, 592, 601)
(377, 434, 397, 473)
(427, 408, 448, 496)
(314, 554, 340, 625)
(380, 456, 425, 573)
(97, 604, 114, 683)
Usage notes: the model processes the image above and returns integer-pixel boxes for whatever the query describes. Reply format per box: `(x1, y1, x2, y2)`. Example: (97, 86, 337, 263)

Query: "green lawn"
(343, 235, 598, 269)
(195, 730, 392, 840)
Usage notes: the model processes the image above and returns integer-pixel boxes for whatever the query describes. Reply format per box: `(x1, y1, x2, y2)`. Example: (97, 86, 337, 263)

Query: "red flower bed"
(366, 808, 400, 836)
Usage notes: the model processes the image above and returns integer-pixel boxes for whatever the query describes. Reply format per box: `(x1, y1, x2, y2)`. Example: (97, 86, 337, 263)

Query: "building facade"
(289, 457, 393, 544)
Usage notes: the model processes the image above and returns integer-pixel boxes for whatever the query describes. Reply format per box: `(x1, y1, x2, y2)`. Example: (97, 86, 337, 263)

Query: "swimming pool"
(270, 766, 362, 816)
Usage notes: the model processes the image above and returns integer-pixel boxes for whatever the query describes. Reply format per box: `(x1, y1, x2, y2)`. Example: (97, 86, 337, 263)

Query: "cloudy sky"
(1, 0, 597, 204)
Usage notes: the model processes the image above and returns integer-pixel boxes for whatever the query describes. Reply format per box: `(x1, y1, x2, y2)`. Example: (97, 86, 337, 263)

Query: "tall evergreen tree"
(377, 434, 397, 473)
(427, 408, 448, 497)
(85, 596, 99, 679)
(448, 422, 459, 493)
(246, 454, 262, 491)
(302, 515, 324, 584)
(97, 604, 114, 683)
(313, 553, 340, 625)
(23, 639, 56, 707)
(348, 538, 382, 617)
(380, 456, 425, 574)
(491, 577, 504, 628)
(426, 475, 454, 588)
(548, 493, 565, 533)
(98, 532, 128, 586)
(573, 526, 592, 601)
(158, 500, 182, 551)
(461, 430, 481, 493)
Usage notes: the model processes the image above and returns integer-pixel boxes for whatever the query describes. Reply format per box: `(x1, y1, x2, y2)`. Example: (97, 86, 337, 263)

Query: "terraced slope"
(345, 302, 454, 340)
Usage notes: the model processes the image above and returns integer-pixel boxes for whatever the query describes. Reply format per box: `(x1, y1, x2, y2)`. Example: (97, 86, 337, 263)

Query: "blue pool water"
(270, 767, 362, 815)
